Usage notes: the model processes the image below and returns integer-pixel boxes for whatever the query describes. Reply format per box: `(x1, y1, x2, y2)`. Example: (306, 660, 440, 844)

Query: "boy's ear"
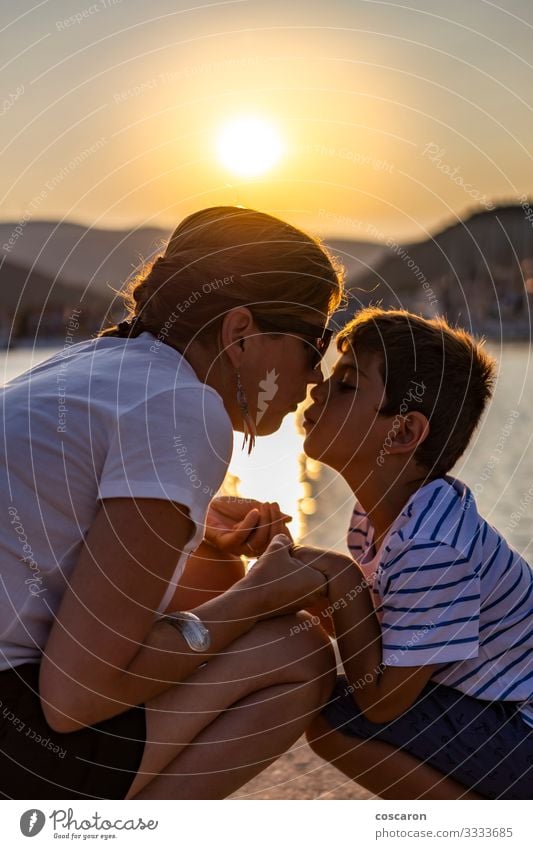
(389, 411, 430, 454)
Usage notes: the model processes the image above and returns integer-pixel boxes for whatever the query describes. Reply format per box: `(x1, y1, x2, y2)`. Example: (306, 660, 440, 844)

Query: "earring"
(236, 372, 256, 455)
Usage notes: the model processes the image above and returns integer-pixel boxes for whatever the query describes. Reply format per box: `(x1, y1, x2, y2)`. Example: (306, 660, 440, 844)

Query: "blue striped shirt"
(347, 476, 533, 729)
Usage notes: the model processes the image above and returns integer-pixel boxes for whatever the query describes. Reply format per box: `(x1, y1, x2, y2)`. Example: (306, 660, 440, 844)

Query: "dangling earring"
(236, 372, 256, 455)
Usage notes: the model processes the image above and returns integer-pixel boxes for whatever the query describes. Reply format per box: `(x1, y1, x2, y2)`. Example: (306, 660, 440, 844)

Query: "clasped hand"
(204, 496, 293, 557)
(204, 497, 350, 618)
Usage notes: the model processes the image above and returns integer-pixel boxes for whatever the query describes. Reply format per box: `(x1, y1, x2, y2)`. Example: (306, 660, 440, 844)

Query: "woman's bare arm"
(40, 504, 324, 733)
(164, 541, 245, 613)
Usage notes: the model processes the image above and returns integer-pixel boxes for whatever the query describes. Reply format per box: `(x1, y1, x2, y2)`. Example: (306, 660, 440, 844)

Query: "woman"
(0, 206, 343, 799)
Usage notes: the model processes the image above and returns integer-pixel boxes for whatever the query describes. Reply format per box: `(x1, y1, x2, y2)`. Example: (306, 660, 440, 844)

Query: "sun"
(216, 116, 284, 178)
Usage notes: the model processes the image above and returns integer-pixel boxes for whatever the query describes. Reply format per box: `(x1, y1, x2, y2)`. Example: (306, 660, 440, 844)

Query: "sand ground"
(231, 737, 374, 800)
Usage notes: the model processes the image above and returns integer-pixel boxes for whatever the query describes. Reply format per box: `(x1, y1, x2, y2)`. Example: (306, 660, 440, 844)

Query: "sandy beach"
(232, 738, 374, 799)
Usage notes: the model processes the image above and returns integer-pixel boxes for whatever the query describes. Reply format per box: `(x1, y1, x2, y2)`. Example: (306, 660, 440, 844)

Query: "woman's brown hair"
(99, 206, 344, 349)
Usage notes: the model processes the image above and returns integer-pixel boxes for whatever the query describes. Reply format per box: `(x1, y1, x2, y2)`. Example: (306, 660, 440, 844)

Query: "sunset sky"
(2, 0, 533, 242)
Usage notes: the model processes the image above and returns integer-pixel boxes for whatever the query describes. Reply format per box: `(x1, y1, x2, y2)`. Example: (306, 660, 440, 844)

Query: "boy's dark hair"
(336, 307, 497, 478)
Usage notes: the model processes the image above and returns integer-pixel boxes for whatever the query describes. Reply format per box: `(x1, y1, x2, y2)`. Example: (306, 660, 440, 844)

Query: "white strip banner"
(2, 799, 530, 848)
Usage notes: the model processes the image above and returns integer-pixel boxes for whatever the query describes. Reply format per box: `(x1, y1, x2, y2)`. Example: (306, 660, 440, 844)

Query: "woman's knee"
(306, 713, 340, 760)
(279, 613, 337, 705)
(236, 612, 336, 700)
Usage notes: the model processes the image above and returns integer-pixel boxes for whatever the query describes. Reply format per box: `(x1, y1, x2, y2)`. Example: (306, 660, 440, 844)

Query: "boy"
(294, 307, 532, 799)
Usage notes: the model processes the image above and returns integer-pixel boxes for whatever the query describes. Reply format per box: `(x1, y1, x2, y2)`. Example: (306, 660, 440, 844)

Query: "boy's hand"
(290, 543, 354, 585)
(243, 534, 327, 618)
(204, 496, 293, 558)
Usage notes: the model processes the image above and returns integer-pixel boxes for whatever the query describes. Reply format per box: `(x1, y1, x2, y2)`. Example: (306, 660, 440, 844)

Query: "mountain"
(0, 256, 113, 341)
(0, 221, 170, 295)
(322, 237, 390, 284)
(342, 205, 533, 338)
(0, 222, 388, 296)
(1, 205, 531, 339)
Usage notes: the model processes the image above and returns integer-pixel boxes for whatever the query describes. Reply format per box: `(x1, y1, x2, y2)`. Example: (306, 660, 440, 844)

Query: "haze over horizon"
(2, 0, 533, 243)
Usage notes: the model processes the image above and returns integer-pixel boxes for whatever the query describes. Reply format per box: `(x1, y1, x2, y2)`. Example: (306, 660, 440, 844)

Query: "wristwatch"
(158, 610, 211, 652)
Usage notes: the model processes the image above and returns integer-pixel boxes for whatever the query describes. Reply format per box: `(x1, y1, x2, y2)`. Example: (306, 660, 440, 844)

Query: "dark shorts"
(322, 676, 533, 800)
(0, 663, 146, 800)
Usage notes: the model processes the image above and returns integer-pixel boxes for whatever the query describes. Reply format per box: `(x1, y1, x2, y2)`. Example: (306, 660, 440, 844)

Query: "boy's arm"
(293, 547, 440, 723)
(330, 558, 440, 722)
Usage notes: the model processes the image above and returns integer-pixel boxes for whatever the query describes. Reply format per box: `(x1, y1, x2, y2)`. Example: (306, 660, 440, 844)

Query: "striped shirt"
(347, 476, 533, 729)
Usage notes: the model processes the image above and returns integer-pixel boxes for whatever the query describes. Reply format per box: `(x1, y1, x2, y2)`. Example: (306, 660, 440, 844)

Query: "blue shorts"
(322, 676, 533, 800)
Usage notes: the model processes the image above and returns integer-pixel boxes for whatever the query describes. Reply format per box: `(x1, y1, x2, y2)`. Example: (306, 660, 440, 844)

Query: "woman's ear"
(390, 410, 430, 454)
(220, 308, 255, 368)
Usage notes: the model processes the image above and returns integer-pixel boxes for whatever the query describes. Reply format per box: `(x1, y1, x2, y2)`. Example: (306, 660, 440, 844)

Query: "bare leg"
(131, 681, 326, 799)
(306, 714, 483, 800)
(125, 614, 336, 799)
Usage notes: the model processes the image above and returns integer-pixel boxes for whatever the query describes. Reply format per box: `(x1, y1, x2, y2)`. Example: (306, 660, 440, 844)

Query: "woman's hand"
(204, 496, 293, 557)
(289, 543, 355, 585)
(241, 534, 327, 618)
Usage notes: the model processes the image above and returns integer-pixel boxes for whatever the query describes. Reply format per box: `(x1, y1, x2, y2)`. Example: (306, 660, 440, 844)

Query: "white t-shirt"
(0, 332, 234, 669)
